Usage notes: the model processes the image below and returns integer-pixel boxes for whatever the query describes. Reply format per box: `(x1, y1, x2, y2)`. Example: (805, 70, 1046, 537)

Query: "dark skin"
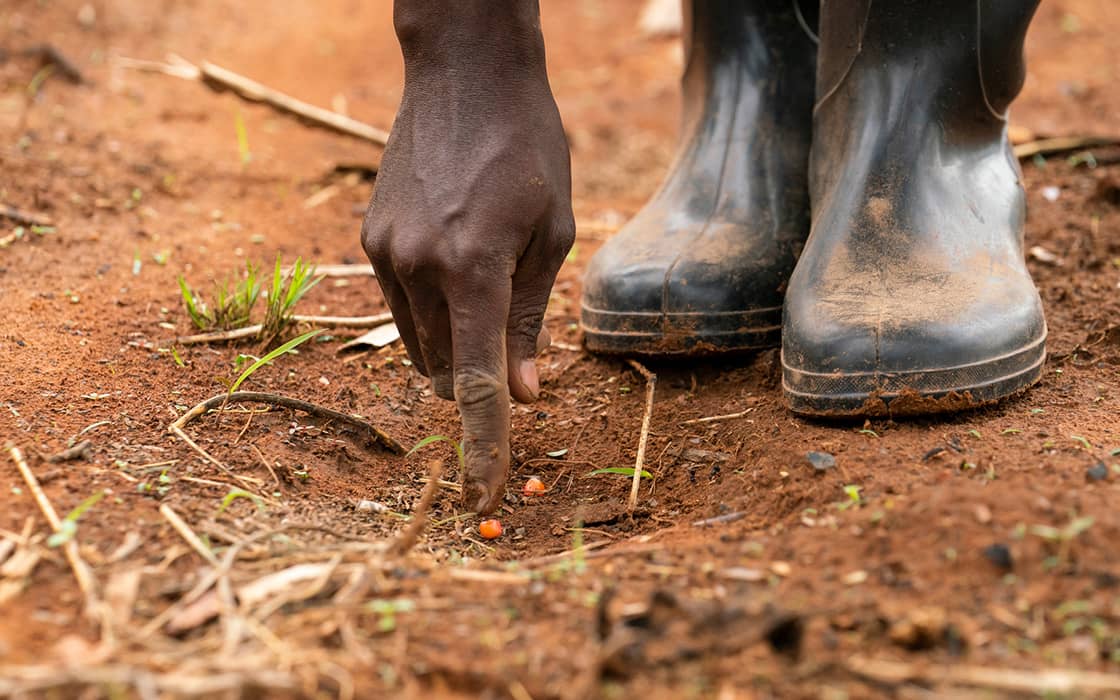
(362, 1, 573, 514)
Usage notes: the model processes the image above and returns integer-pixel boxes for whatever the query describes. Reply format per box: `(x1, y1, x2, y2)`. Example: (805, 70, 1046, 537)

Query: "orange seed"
(523, 477, 547, 496)
(479, 519, 503, 540)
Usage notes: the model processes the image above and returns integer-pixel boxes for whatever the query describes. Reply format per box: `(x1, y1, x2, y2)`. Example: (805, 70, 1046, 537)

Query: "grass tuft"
(179, 262, 261, 332)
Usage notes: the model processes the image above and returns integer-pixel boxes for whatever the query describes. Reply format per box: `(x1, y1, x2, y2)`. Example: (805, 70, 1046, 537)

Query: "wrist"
(394, 1, 548, 80)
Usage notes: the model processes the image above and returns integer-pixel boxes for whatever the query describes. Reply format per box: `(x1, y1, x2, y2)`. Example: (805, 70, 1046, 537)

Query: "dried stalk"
(170, 391, 404, 454)
(625, 360, 656, 512)
(174, 312, 393, 345)
(7, 445, 101, 618)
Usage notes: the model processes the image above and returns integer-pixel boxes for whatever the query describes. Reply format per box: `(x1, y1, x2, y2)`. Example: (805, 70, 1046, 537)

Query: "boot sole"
(581, 304, 782, 355)
(781, 334, 1047, 417)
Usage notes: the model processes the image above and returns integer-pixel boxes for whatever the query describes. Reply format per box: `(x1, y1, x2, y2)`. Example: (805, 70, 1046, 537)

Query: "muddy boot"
(581, 0, 817, 354)
(781, 0, 1046, 416)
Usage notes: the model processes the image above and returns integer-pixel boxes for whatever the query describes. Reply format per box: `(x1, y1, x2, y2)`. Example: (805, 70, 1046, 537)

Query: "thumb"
(507, 220, 574, 403)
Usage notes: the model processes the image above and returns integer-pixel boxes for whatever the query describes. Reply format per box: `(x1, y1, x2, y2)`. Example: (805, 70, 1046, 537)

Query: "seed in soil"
(479, 519, 503, 539)
(982, 543, 1014, 571)
(522, 477, 546, 496)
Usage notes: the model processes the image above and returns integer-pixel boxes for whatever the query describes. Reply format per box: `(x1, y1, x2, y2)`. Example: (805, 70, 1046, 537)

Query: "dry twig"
(160, 504, 220, 566)
(0, 204, 52, 227)
(1013, 135, 1120, 159)
(170, 391, 404, 454)
(680, 408, 755, 426)
(7, 445, 101, 617)
(625, 360, 657, 512)
(115, 55, 388, 145)
(284, 264, 375, 278)
(22, 43, 86, 83)
(174, 312, 393, 345)
(391, 460, 445, 556)
(846, 655, 1120, 695)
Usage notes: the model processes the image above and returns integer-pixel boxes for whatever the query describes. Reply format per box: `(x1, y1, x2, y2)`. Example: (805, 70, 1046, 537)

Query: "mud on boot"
(781, 0, 1047, 416)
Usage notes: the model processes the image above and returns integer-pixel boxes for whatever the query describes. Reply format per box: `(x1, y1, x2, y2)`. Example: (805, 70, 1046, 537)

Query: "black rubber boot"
(581, 0, 817, 355)
(782, 0, 1046, 416)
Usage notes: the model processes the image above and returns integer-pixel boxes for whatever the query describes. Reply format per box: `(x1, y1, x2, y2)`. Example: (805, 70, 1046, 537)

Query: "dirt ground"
(2, 1, 1120, 698)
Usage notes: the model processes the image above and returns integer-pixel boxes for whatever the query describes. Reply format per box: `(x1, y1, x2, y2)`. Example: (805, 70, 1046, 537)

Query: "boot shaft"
(680, 0, 818, 133)
(816, 0, 1041, 128)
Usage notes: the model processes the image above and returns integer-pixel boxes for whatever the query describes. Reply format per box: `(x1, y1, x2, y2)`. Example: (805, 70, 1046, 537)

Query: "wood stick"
(290, 313, 392, 328)
(173, 313, 393, 345)
(0, 204, 52, 227)
(282, 264, 375, 278)
(170, 391, 404, 454)
(159, 504, 220, 567)
(7, 445, 101, 616)
(113, 55, 389, 146)
(22, 44, 86, 84)
(680, 407, 755, 425)
(1013, 135, 1120, 159)
(166, 423, 262, 494)
(846, 655, 1120, 694)
(625, 360, 656, 513)
(199, 62, 389, 146)
(390, 460, 444, 556)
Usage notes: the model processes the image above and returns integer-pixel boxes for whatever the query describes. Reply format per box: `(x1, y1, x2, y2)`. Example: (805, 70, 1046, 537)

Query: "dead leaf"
(1029, 245, 1061, 265)
(339, 323, 400, 352)
(166, 562, 336, 633)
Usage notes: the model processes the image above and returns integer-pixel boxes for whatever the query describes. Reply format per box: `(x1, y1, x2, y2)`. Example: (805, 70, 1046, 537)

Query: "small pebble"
(973, 504, 993, 524)
(1086, 462, 1109, 482)
(983, 543, 1014, 571)
(806, 451, 836, 472)
(721, 567, 767, 582)
(356, 499, 390, 513)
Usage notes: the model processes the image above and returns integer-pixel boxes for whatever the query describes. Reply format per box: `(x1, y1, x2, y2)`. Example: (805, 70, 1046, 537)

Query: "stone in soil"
(1086, 462, 1109, 482)
(982, 543, 1014, 571)
(806, 451, 836, 472)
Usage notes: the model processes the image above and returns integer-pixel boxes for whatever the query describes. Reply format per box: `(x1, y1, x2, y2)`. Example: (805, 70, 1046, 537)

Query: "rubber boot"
(782, 0, 1046, 416)
(581, 0, 818, 354)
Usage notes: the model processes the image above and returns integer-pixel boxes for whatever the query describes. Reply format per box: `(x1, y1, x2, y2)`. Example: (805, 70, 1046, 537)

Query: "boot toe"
(782, 273, 1047, 416)
(582, 218, 790, 354)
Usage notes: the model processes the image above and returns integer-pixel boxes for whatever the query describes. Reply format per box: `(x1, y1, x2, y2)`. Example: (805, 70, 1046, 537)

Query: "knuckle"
(431, 372, 456, 401)
(552, 216, 577, 255)
(360, 220, 391, 263)
(507, 307, 543, 342)
(454, 370, 503, 410)
(391, 237, 446, 279)
(447, 239, 505, 278)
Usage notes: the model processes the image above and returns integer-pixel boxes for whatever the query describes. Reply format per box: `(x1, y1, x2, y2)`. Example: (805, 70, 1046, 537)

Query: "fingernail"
(464, 479, 494, 514)
(519, 359, 540, 399)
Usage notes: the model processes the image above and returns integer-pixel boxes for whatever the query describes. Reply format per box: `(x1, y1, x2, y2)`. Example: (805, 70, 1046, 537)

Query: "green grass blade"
(217, 488, 265, 515)
(407, 435, 465, 468)
(47, 490, 105, 547)
(229, 329, 323, 394)
(587, 467, 653, 479)
(234, 107, 251, 166)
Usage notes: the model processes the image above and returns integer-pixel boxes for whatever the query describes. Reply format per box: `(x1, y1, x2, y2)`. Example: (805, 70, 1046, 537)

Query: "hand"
(362, 5, 574, 514)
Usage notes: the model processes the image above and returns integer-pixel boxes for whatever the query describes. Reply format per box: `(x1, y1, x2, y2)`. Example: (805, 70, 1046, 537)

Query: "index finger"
(448, 273, 513, 515)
